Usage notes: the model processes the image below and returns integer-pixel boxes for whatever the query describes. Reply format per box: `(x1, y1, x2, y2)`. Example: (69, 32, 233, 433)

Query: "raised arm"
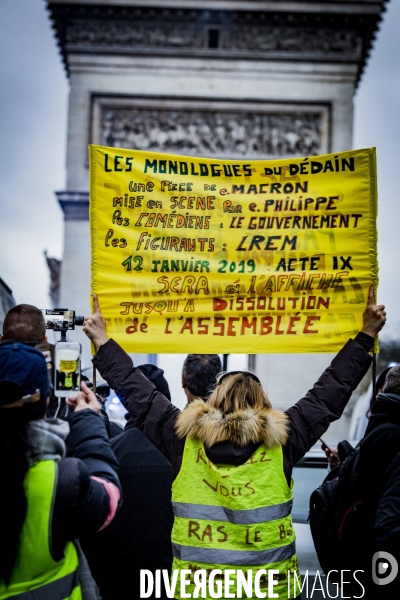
(284, 286, 386, 472)
(82, 293, 110, 351)
(360, 286, 387, 338)
(83, 294, 184, 473)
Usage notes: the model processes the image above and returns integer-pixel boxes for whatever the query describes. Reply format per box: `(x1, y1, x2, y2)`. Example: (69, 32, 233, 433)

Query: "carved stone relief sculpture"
(66, 19, 206, 48)
(100, 107, 322, 158)
(221, 27, 361, 55)
(66, 19, 360, 57)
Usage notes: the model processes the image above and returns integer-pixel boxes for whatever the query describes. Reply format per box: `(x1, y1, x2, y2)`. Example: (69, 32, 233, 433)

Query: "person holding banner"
(83, 288, 386, 598)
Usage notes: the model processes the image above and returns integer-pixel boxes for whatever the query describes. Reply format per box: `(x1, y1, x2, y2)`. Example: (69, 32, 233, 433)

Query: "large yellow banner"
(89, 145, 377, 353)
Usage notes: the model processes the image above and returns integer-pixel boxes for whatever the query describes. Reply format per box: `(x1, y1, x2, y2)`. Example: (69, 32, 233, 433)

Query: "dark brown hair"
(3, 304, 46, 341)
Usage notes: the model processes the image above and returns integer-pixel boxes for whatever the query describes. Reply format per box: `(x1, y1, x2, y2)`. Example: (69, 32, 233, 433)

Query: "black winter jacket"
(358, 393, 400, 597)
(93, 333, 374, 482)
(52, 409, 121, 559)
(82, 423, 174, 599)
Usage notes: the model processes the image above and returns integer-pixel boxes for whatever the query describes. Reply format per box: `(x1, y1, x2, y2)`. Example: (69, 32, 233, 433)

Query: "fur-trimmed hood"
(176, 399, 289, 448)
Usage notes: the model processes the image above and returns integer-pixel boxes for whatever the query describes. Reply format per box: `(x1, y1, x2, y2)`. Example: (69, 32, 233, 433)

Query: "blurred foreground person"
(82, 364, 174, 600)
(0, 343, 120, 600)
(357, 364, 400, 597)
(84, 289, 385, 599)
(324, 365, 394, 467)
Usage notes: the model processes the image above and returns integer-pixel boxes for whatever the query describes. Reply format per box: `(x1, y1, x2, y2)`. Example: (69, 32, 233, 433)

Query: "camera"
(41, 309, 84, 330)
(41, 308, 85, 398)
(41, 309, 111, 429)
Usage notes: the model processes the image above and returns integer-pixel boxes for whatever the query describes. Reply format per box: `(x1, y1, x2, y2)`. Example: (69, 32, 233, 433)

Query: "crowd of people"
(1, 287, 399, 599)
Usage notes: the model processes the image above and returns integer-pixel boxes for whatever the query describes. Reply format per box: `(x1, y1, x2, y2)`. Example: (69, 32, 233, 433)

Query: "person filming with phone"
(1, 304, 64, 417)
(0, 343, 121, 599)
(1, 304, 113, 434)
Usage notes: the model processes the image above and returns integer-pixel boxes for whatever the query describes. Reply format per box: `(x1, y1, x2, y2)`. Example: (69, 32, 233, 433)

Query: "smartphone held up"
(54, 341, 81, 397)
(41, 308, 85, 398)
(41, 309, 84, 330)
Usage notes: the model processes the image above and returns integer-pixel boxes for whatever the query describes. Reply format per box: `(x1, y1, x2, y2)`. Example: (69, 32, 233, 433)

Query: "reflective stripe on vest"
(172, 540, 296, 566)
(0, 460, 81, 600)
(6, 570, 79, 600)
(173, 499, 293, 524)
(171, 438, 301, 599)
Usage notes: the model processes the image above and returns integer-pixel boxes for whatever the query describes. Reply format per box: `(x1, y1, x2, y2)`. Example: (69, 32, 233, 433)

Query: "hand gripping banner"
(89, 145, 378, 354)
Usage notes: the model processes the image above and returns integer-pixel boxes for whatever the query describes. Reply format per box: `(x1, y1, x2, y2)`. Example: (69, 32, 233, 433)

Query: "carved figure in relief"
(100, 108, 322, 157)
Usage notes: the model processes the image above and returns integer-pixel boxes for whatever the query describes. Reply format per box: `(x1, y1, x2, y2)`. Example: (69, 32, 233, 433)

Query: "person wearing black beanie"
(137, 364, 171, 401)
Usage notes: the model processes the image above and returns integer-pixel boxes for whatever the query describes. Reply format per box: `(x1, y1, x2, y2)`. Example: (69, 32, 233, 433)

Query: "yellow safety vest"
(172, 438, 300, 599)
(0, 460, 81, 600)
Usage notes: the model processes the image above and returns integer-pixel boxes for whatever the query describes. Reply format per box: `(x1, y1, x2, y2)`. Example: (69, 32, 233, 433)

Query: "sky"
(0, 0, 399, 346)
(0, 0, 68, 309)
